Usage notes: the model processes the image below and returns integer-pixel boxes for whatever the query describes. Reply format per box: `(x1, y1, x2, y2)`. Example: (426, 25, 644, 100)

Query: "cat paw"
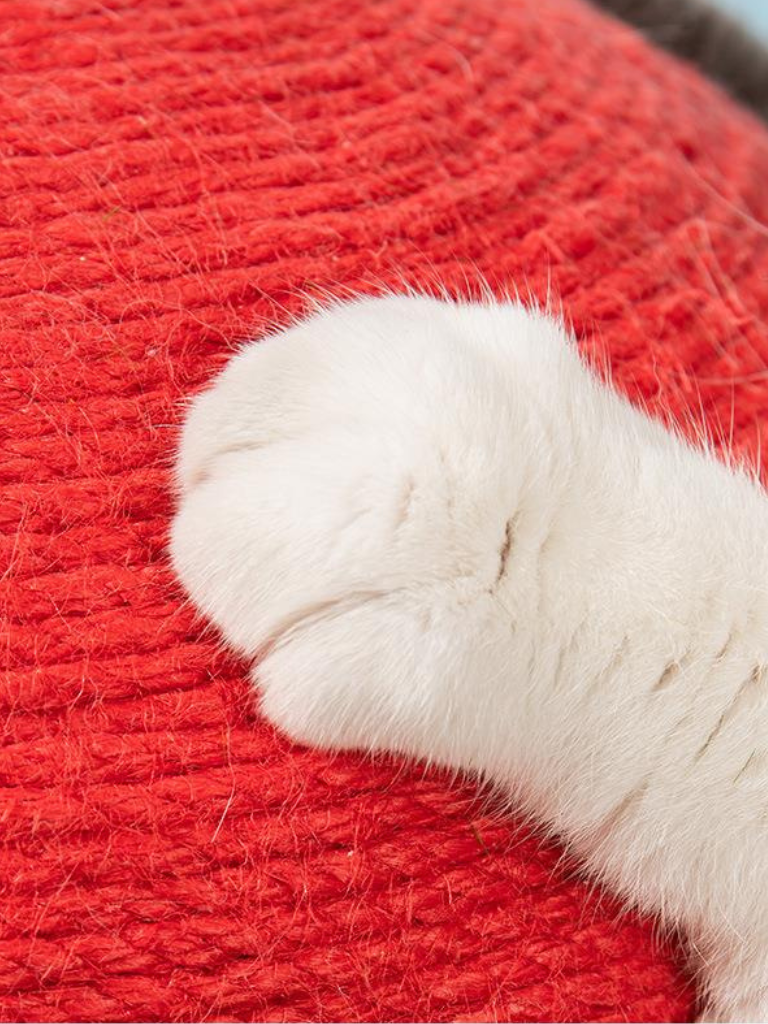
(170, 294, 554, 754)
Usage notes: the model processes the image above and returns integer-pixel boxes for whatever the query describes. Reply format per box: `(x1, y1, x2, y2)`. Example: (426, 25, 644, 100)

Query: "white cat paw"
(170, 294, 557, 756)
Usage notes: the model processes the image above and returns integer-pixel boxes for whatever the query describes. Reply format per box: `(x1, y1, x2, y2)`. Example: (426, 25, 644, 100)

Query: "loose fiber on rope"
(2, 0, 768, 1020)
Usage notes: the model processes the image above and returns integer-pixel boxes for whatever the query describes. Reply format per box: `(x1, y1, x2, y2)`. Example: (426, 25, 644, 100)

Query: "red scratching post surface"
(3, 0, 768, 1020)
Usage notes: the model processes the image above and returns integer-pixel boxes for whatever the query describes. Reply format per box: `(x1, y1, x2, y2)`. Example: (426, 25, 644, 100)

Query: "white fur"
(170, 294, 768, 1022)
